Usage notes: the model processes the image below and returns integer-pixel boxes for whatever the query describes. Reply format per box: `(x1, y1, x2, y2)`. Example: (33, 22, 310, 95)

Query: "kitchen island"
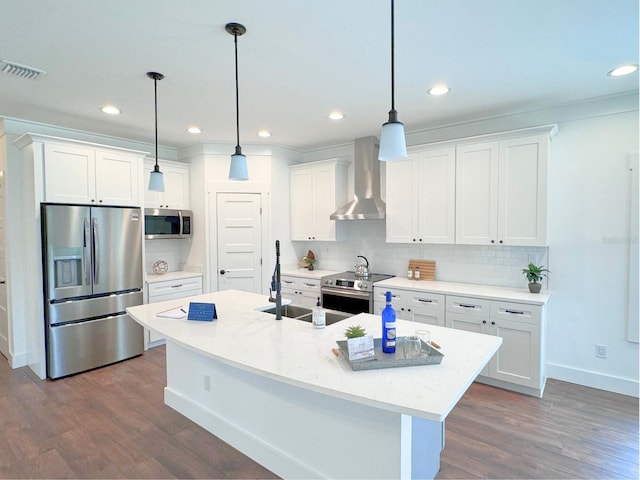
(127, 290, 502, 479)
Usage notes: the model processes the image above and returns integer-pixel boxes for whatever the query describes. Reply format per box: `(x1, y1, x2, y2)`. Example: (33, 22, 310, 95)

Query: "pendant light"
(379, 0, 407, 162)
(147, 71, 165, 191)
(226, 22, 249, 181)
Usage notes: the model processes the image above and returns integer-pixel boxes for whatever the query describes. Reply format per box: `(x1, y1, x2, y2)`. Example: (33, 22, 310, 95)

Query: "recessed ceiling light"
(328, 111, 344, 120)
(187, 126, 202, 134)
(258, 129, 272, 138)
(427, 84, 450, 96)
(100, 105, 120, 115)
(607, 64, 638, 77)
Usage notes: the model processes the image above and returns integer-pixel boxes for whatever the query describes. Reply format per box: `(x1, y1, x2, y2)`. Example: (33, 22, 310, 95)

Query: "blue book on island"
(187, 302, 217, 321)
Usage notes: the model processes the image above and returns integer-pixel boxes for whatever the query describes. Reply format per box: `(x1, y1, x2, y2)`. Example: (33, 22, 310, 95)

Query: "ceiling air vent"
(0, 60, 46, 79)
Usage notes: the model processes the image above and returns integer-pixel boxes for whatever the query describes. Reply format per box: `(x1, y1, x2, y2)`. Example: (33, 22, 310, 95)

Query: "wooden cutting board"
(408, 259, 436, 280)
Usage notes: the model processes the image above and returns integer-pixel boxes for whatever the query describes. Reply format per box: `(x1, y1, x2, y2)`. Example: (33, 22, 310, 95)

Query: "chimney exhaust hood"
(330, 136, 386, 220)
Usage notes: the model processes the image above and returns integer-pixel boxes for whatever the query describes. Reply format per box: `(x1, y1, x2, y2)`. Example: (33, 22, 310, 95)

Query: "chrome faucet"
(268, 240, 282, 320)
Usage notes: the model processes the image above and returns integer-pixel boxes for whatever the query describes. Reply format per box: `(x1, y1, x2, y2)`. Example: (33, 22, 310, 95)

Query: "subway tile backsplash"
(144, 239, 192, 274)
(293, 220, 548, 289)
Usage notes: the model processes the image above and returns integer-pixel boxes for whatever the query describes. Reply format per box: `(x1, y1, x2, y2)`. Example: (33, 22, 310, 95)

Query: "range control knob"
(362, 282, 369, 289)
(357, 282, 362, 288)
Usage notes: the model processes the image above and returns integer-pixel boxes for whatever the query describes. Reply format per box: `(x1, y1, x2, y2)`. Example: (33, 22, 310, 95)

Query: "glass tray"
(336, 337, 444, 371)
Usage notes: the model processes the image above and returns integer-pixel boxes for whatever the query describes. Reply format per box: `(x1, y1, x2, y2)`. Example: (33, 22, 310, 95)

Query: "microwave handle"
(179, 211, 184, 237)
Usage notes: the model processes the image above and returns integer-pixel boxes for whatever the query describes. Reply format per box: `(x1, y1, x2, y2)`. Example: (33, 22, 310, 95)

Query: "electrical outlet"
(203, 374, 211, 391)
(595, 344, 607, 359)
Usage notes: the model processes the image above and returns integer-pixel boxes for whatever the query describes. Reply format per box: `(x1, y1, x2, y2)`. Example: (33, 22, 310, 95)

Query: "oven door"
(321, 287, 372, 315)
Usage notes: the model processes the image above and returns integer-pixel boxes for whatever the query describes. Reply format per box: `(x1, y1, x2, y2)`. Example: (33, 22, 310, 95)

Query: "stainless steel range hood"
(330, 136, 386, 220)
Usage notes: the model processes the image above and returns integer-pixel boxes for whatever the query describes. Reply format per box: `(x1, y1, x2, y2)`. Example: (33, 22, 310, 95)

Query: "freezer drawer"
(47, 314, 143, 379)
(47, 290, 143, 326)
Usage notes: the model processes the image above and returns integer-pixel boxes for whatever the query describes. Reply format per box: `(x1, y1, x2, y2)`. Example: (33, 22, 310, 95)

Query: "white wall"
(546, 111, 638, 396)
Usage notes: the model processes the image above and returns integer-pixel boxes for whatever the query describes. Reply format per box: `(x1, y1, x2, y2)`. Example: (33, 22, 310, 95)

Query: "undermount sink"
(260, 305, 352, 326)
(261, 305, 313, 318)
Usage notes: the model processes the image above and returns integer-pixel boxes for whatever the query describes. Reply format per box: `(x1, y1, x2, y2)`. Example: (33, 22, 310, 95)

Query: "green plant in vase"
(521, 263, 549, 293)
(344, 325, 367, 339)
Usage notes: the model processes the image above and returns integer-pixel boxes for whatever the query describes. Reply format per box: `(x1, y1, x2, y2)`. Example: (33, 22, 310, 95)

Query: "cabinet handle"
(505, 309, 524, 315)
(171, 284, 183, 288)
(482, 320, 487, 324)
(219, 269, 226, 275)
(283, 280, 294, 284)
(499, 240, 503, 244)
(303, 282, 316, 287)
(491, 321, 496, 325)
(418, 299, 433, 303)
(0, 280, 5, 284)
(459, 303, 477, 309)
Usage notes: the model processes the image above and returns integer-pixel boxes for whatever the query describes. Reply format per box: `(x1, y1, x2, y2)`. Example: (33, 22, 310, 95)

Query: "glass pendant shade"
(148, 164, 165, 191)
(229, 146, 249, 181)
(379, 111, 407, 162)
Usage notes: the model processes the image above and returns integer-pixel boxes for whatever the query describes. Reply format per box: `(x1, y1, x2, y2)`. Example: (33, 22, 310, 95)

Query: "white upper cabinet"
(456, 134, 550, 246)
(386, 146, 456, 244)
(143, 159, 190, 209)
(290, 159, 348, 241)
(43, 141, 142, 206)
(455, 142, 500, 245)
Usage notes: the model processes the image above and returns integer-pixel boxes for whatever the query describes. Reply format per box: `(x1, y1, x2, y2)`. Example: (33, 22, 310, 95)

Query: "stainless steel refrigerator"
(41, 203, 144, 379)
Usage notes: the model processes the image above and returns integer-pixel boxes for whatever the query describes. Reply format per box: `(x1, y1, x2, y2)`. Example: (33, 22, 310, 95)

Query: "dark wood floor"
(0, 346, 637, 479)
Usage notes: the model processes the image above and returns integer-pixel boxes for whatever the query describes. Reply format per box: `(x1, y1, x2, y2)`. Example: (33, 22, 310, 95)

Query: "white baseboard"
(547, 363, 639, 397)
(9, 351, 27, 368)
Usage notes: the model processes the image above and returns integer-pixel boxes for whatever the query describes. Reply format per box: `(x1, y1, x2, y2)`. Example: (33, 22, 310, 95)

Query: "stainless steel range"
(321, 271, 394, 315)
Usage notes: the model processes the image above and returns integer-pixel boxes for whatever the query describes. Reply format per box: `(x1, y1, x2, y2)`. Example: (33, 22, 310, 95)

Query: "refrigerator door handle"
(84, 217, 91, 285)
(92, 217, 100, 284)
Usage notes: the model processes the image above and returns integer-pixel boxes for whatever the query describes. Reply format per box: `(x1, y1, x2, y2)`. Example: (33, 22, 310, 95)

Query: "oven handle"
(321, 287, 371, 301)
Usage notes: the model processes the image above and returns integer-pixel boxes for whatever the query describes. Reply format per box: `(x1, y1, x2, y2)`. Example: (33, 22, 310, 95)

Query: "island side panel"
(164, 341, 443, 480)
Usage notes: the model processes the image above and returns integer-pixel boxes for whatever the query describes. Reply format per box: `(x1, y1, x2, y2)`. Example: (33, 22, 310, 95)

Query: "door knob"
(219, 269, 226, 275)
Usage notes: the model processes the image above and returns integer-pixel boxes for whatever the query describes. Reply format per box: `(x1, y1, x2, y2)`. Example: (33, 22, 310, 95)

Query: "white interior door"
(216, 193, 263, 293)
(0, 173, 8, 359)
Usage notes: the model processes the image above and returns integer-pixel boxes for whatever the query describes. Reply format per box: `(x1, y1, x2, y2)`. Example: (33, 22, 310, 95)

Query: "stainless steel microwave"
(144, 208, 192, 239)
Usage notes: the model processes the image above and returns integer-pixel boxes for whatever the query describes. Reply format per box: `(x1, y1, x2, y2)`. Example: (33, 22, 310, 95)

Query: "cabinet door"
(417, 147, 456, 243)
(446, 312, 489, 375)
(489, 318, 540, 388)
(385, 158, 416, 243)
(162, 164, 190, 209)
(312, 164, 338, 241)
(44, 143, 96, 204)
(455, 142, 499, 245)
(498, 135, 548, 246)
(95, 151, 140, 206)
(290, 168, 314, 240)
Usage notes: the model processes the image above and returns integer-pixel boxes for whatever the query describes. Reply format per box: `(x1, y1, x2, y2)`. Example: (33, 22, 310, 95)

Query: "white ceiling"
(0, 0, 637, 151)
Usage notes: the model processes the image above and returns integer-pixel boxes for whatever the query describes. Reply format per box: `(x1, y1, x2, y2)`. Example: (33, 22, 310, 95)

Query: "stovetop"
(321, 271, 394, 292)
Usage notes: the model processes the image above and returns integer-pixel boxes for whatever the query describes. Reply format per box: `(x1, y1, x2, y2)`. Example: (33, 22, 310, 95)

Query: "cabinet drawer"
(446, 295, 491, 318)
(373, 287, 407, 304)
(491, 301, 541, 325)
(148, 276, 203, 298)
(407, 292, 445, 313)
(297, 279, 321, 292)
(280, 276, 299, 289)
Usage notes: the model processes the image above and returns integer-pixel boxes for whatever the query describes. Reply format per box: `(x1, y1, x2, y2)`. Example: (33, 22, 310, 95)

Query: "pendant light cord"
(234, 30, 241, 149)
(153, 76, 159, 167)
(390, 0, 396, 112)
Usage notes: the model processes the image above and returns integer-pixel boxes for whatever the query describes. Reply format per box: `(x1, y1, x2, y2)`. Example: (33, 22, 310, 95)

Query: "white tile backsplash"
(144, 239, 192, 274)
(293, 220, 548, 289)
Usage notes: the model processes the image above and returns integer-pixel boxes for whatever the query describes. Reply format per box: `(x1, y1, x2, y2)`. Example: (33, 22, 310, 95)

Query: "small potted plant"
(521, 263, 549, 293)
(344, 325, 374, 361)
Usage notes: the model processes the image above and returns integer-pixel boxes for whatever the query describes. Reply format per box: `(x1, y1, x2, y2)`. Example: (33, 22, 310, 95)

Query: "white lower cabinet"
(446, 295, 545, 396)
(146, 275, 203, 347)
(280, 275, 321, 308)
(373, 287, 445, 326)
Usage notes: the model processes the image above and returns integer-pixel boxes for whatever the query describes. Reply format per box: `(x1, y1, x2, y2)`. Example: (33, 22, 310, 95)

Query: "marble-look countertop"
(375, 278, 551, 305)
(281, 268, 340, 279)
(127, 289, 501, 422)
(145, 270, 203, 284)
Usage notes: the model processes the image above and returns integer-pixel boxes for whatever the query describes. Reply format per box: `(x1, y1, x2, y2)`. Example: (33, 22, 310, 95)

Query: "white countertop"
(127, 289, 501, 421)
(146, 270, 203, 284)
(281, 268, 339, 279)
(375, 278, 551, 305)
